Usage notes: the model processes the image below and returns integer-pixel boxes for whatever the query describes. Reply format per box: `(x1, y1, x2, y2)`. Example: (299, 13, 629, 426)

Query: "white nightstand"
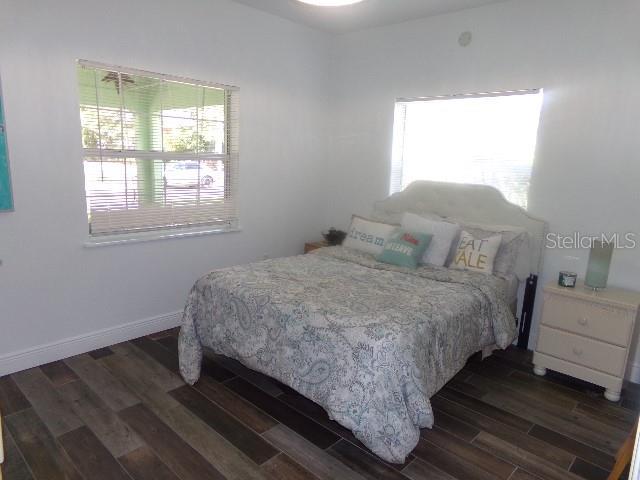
(533, 281, 640, 402)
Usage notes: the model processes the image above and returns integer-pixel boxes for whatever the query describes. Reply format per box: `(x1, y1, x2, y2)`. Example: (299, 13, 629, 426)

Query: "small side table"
(304, 240, 328, 254)
(533, 281, 640, 402)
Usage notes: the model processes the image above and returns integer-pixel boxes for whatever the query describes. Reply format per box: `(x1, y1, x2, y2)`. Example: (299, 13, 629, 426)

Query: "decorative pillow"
(343, 215, 397, 255)
(401, 212, 460, 267)
(494, 231, 528, 279)
(454, 221, 530, 280)
(449, 231, 502, 274)
(377, 228, 433, 269)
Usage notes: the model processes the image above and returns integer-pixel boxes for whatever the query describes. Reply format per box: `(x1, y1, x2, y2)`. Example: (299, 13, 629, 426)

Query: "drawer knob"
(577, 318, 588, 326)
(572, 347, 584, 356)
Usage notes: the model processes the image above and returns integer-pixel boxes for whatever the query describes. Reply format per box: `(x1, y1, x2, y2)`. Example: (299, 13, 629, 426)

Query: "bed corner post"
(517, 274, 538, 349)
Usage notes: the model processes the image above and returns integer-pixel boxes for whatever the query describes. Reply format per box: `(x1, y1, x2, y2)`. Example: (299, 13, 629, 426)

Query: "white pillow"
(449, 231, 502, 274)
(343, 215, 397, 255)
(401, 212, 460, 267)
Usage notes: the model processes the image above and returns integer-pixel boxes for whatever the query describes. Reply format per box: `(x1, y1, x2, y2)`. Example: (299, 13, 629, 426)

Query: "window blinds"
(391, 90, 543, 209)
(77, 60, 239, 236)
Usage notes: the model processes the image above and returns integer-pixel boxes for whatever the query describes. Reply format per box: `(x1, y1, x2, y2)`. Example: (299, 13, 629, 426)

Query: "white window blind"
(391, 90, 543, 209)
(77, 60, 239, 236)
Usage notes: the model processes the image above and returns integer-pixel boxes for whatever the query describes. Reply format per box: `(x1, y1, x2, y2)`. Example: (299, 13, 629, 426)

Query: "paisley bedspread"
(178, 246, 517, 463)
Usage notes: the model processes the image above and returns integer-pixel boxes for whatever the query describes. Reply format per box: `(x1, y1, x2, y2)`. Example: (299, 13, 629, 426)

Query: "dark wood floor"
(1, 329, 637, 480)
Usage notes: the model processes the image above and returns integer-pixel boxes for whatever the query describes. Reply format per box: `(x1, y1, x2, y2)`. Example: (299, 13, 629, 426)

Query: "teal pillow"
(377, 228, 433, 269)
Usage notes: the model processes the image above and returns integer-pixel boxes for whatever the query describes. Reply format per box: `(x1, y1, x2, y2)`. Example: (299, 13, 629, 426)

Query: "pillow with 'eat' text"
(449, 231, 502, 274)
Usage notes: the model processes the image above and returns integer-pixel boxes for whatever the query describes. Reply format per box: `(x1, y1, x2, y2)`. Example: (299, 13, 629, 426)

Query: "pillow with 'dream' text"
(343, 215, 397, 256)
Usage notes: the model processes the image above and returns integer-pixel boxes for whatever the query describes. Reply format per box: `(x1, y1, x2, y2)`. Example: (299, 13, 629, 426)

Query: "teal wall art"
(0, 76, 14, 211)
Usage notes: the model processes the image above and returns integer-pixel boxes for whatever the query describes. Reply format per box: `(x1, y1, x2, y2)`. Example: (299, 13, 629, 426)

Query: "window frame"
(77, 60, 239, 244)
(390, 89, 542, 208)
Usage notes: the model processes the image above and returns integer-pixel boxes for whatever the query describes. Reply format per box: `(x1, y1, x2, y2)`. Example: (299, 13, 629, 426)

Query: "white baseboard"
(0, 311, 182, 376)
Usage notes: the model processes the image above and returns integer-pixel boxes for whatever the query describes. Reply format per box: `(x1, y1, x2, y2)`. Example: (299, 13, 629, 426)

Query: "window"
(77, 61, 239, 237)
(391, 90, 543, 209)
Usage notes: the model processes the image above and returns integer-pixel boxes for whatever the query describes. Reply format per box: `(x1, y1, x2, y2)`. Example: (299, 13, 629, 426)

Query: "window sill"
(84, 225, 242, 248)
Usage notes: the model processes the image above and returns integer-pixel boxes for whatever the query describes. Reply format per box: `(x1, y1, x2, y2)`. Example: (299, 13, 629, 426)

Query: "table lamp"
(585, 239, 614, 290)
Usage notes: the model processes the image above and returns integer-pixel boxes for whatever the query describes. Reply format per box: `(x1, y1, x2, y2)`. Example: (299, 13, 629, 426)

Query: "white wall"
(0, 0, 330, 373)
(3, 0, 640, 381)
(326, 0, 640, 379)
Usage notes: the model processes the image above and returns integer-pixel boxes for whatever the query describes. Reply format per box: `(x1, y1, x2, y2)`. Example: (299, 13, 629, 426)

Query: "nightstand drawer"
(536, 325, 627, 376)
(542, 293, 633, 347)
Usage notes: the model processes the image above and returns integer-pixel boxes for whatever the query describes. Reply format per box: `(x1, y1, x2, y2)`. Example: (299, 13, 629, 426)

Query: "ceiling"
(230, 0, 509, 33)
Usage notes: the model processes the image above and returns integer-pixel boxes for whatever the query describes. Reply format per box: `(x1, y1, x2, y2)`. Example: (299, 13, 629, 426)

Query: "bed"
(178, 181, 547, 463)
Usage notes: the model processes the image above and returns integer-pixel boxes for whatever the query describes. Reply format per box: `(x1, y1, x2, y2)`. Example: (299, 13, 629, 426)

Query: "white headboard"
(373, 181, 548, 275)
